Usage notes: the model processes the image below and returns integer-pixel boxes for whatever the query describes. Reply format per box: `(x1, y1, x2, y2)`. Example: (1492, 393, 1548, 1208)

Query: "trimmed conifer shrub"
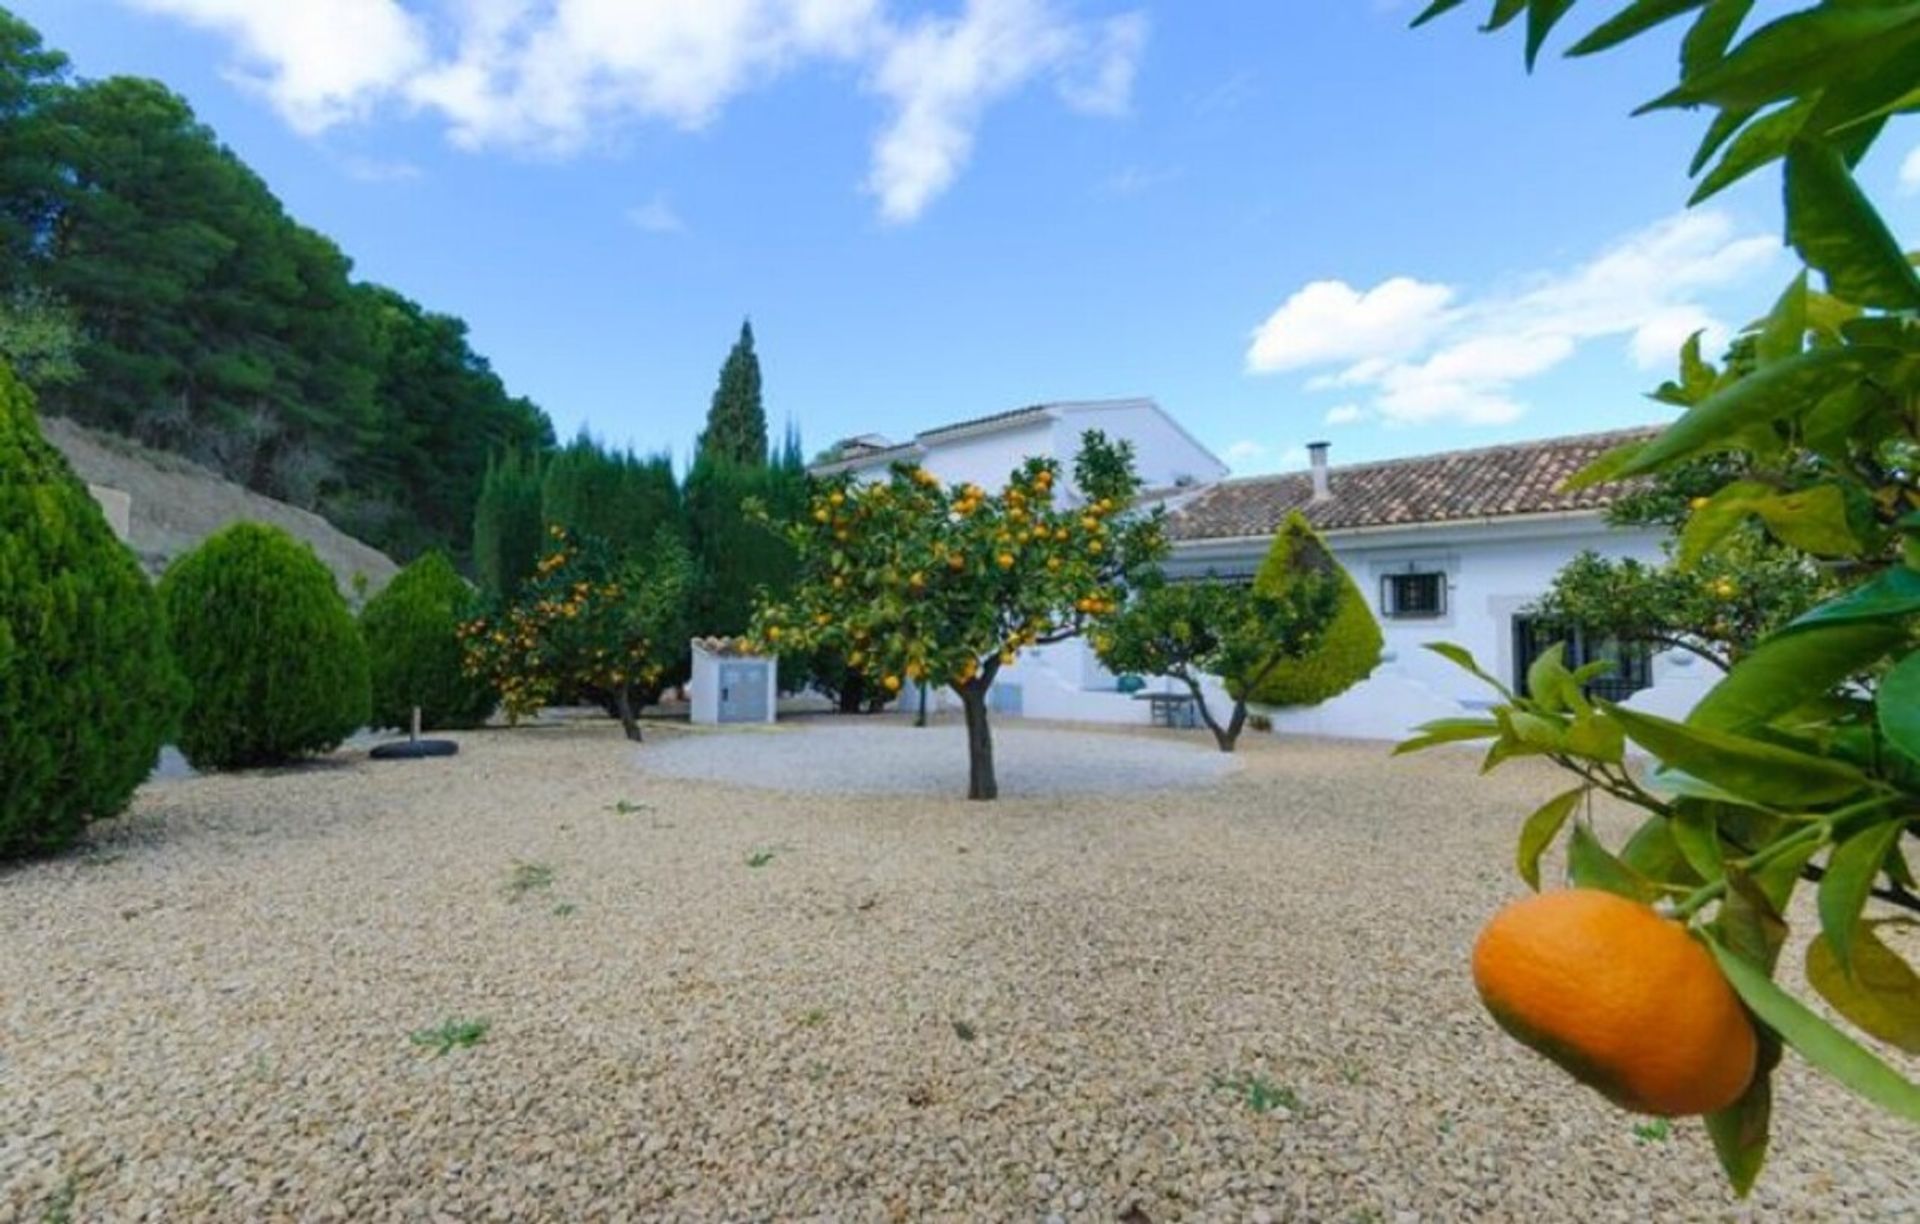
(360, 550, 494, 731)
(1236, 512, 1382, 708)
(0, 364, 184, 857)
(162, 522, 370, 769)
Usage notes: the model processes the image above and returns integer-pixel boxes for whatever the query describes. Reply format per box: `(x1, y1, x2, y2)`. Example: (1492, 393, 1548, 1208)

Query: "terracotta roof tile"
(1168, 427, 1658, 542)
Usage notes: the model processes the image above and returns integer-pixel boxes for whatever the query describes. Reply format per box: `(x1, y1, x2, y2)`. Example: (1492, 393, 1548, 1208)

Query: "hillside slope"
(42, 414, 399, 600)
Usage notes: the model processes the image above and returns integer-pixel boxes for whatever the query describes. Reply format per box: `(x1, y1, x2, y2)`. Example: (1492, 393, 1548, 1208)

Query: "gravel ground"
(2, 718, 1915, 1222)
(639, 721, 1242, 795)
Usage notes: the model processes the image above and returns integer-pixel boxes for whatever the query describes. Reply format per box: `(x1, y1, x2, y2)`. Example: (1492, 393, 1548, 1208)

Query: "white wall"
(1049, 402, 1229, 499)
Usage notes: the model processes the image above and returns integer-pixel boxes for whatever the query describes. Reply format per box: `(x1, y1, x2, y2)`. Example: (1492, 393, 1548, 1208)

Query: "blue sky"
(16, 0, 1920, 475)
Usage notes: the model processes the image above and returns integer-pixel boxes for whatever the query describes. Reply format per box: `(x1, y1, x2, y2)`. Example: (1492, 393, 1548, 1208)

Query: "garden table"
(1134, 691, 1198, 729)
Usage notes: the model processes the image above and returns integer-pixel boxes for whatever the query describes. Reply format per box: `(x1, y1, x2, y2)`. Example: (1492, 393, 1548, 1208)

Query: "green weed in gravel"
(411, 1017, 490, 1056)
(1211, 1071, 1297, 1115)
(504, 861, 553, 898)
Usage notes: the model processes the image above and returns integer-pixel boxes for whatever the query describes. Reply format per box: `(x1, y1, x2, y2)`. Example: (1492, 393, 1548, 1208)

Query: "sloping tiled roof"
(1168, 427, 1659, 542)
(917, 403, 1054, 439)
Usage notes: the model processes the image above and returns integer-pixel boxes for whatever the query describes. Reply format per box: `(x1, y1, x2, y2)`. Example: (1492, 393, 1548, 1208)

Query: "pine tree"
(696, 320, 767, 466)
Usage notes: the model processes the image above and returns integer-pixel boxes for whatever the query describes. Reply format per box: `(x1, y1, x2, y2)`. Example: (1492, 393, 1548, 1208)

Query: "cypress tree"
(1, 363, 185, 857)
(696, 320, 767, 466)
(1236, 513, 1382, 708)
(472, 448, 545, 602)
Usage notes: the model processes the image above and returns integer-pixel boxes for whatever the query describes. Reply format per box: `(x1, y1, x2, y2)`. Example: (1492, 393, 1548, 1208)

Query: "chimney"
(1307, 441, 1331, 501)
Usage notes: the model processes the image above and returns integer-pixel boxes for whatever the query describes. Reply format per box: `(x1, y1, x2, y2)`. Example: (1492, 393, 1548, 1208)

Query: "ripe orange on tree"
(1472, 889, 1757, 1117)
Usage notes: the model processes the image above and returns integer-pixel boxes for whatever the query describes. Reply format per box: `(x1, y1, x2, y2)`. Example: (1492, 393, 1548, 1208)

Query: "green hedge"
(0, 364, 184, 857)
(1237, 512, 1382, 707)
(361, 550, 494, 731)
(162, 523, 370, 769)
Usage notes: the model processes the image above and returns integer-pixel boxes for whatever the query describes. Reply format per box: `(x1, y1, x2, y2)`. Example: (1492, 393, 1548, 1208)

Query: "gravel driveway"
(2, 719, 1914, 1221)
(638, 720, 1242, 795)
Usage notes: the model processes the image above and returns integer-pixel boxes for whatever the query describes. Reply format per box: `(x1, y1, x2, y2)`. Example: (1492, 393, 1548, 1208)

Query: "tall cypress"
(696, 320, 767, 467)
(472, 448, 545, 602)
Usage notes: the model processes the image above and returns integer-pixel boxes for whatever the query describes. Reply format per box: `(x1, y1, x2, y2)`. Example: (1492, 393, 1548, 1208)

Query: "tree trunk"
(1210, 700, 1249, 753)
(837, 680, 866, 714)
(959, 684, 997, 801)
(613, 688, 643, 743)
(1178, 671, 1241, 753)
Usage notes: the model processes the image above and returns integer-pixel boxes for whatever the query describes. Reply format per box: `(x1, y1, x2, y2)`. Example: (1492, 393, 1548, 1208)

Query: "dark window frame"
(1381, 570, 1448, 620)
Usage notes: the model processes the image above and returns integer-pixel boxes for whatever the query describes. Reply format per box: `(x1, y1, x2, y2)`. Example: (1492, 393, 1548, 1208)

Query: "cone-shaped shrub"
(162, 523, 370, 769)
(0, 364, 185, 857)
(361, 550, 494, 731)
(1235, 512, 1381, 707)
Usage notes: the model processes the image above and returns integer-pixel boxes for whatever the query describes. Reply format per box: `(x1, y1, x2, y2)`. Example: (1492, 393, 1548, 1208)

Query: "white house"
(1158, 430, 1715, 740)
(812, 397, 1229, 498)
(811, 405, 1710, 740)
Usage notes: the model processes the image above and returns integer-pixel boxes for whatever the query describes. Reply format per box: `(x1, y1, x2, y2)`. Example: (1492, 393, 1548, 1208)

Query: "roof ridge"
(1200, 423, 1663, 492)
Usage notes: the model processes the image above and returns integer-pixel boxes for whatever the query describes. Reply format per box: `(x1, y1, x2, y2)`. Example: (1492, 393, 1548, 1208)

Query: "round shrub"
(1238, 511, 1382, 707)
(0, 364, 184, 857)
(360, 550, 494, 732)
(161, 522, 370, 769)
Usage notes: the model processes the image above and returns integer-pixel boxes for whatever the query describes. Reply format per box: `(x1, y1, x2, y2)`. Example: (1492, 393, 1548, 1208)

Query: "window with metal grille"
(1513, 616, 1654, 702)
(1382, 571, 1446, 619)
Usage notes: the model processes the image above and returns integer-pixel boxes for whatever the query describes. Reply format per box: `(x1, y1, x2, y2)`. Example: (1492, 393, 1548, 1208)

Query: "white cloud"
(1056, 12, 1148, 116)
(1902, 144, 1920, 195)
(1323, 403, 1366, 426)
(1247, 277, 1455, 373)
(125, 0, 427, 133)
(1245, 211, 1780, 427)
(626, 194, 686, 234)
(124, 0, 1144, 224)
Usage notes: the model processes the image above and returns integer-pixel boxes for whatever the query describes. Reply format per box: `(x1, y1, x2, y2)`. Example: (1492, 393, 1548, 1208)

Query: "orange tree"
(462, 525, 692, 741)
(1094, 544, 1341, 753)
(751, 431, 1162, 799)
(1406, 0, 1920, 1195)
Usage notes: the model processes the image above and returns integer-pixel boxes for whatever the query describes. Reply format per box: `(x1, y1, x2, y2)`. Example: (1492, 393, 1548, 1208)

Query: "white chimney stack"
(1308, 441, 1331, 501)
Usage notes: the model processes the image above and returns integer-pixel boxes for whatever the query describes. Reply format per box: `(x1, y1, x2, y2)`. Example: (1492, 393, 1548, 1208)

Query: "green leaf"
(1706, 930, 1920, 1123)
(1690, 620, 1905, 733)
(1806, 920, 1920, 1054)
(1485, 0, 1528, 32)
(1679, 0, 1753, 79)
(1410, 0, 1471, 28)
(1621, 815, 1704, 888)
(1716, 864, 1790, 973)
(1876, 648, 1920, 766)
(1677, 479, 1774, 566)
(1423, 641, 1514, 698)
(1616, 348, 1889, 477)
(1568, 822, 1654, 901)
(1393, 716, 1502, 755)
(1525, 640, 1577, 712)
(1569, 0, 1706, 56)
(1517, 787, 1585, 890)
(1644, 5, 1920, 113)
(1781, 565, 1920, 634)
(1526, 0, 1578, 66)
(1673, 801, 1727, 881)
(1612, 704, 1873, 806)
(1752, 833, 1822, 913)
(1689, 103, 1758, 176)
(1754, 270, 1807, 365)
(1690, 98, 1811, 203)
(1819, 818, 1908, 972)
(1563, 437, 1654, 490)
(1704, 1055, 1773, 1198)
(1563, 710, 1626, 764)
(1785, 139, 1920, 311)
